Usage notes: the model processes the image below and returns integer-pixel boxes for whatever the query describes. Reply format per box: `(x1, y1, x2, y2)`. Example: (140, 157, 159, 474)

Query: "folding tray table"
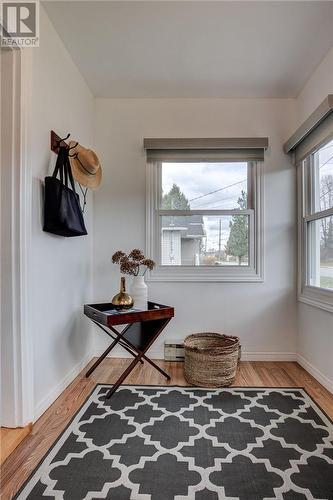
(84, 301, 174, 398)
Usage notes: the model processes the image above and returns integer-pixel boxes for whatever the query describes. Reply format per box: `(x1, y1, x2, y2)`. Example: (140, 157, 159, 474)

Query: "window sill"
(298, 287, 333, 314)
(146, 266, 264, 283)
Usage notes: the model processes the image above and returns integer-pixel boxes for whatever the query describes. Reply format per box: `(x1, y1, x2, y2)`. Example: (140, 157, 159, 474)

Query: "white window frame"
(298, 140, 333, 313)
(146, 159, 264, 282)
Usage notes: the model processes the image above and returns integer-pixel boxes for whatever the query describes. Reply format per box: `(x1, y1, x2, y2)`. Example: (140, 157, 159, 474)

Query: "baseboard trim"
(34, 352, 92, 422)
(296, 354, 333, 394)
(93, 350, 297, 362)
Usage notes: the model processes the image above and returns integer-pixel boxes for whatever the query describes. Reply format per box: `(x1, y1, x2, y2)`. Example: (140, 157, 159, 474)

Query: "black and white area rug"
(16, 385, 333, 500)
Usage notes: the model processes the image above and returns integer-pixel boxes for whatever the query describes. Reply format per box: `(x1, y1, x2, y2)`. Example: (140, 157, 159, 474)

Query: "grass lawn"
(320, 276, 333, 290)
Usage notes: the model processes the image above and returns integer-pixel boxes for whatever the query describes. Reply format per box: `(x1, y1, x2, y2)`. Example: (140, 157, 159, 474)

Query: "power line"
(192, 193, 244, 209)
(189, 179, 246, 203)
(319, 154, 333, 169)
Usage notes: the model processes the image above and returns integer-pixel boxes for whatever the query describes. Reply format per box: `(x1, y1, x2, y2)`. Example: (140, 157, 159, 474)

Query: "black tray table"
(84, 301, 174, 398)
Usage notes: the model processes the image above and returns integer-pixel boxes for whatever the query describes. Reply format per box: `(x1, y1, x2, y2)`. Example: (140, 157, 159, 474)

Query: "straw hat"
(68, 141, 102, 189)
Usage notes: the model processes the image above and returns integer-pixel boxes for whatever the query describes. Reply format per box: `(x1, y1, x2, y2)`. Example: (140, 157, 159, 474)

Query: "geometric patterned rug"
(15, 385, 333, 500)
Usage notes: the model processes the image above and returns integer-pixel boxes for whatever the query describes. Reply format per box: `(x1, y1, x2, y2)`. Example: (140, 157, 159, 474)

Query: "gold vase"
(112, 277, 134, 310)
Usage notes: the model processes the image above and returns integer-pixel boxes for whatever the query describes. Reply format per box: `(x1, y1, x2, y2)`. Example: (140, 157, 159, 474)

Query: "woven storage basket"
(184, 332, 241, 387)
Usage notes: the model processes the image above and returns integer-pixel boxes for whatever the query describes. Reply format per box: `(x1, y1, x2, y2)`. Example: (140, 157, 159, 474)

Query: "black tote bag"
(43, 146, 88, 237)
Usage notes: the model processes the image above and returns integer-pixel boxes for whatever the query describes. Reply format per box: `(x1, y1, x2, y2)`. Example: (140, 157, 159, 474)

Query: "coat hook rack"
(50, 130, 71, 154)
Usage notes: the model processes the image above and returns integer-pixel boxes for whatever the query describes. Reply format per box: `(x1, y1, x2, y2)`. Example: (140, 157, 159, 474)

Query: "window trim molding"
(146, 160, 264, 282)
(297, 154, 333, 314)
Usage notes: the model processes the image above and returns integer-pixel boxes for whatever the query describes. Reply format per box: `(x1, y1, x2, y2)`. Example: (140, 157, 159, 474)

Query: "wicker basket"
(184, 332, 241, 387)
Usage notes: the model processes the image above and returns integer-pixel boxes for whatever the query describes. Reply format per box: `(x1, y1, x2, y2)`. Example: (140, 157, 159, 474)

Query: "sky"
(317, 139, 333, 212)
(162, 162, 248, 251)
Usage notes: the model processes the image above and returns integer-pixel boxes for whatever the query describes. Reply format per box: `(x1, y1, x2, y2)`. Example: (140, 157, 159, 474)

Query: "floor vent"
(164, 340, 185, 361)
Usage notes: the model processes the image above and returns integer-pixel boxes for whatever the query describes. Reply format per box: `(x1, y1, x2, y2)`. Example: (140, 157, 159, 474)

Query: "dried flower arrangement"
(112, 249, 155, 276)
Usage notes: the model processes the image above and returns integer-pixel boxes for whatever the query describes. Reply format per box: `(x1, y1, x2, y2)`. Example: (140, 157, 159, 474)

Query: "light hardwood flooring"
(1, 359, 333, 499)
(0, 425, 32, 466)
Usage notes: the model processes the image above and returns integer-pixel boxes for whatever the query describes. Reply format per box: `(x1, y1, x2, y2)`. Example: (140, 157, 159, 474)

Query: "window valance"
(284, 95, 333, 164)
(144, 137, 268, 162)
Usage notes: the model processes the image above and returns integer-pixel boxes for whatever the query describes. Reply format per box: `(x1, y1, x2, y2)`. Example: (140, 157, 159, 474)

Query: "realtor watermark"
(0, 0, 39, 47)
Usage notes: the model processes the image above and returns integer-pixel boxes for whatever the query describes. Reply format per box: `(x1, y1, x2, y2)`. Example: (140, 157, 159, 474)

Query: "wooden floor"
(1, 359, 333, 499)
(0, 425, 32, 466)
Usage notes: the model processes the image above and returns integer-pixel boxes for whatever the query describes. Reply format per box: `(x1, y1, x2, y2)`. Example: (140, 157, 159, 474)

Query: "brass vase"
(112, 277, 134, 310)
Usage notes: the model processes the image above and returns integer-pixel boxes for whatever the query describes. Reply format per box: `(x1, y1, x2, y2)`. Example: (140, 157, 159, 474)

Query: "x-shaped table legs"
(86, 319, 171, 398)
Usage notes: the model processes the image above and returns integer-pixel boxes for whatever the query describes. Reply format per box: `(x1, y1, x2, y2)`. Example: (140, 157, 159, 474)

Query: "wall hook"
(51, 130, 71, 154)
(57, 133, 70, 145)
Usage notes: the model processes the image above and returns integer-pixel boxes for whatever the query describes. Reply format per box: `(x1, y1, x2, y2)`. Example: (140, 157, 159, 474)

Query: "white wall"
(295, 47, 333, 391)
(30, 6, 95, 419)
(93, 98, 297, 360)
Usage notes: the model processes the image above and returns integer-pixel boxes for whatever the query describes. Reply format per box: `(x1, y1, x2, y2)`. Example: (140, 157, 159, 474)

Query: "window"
(299, 137, 333, 311)
(284, 95, 333, 312)
(145, 140, 265, 282)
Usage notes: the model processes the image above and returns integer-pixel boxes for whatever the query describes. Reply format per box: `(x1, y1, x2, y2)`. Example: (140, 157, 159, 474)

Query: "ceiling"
(43, 1, 333, 98)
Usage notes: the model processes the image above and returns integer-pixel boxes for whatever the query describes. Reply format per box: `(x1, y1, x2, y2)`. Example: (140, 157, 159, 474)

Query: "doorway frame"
(1, 46, 34, 427)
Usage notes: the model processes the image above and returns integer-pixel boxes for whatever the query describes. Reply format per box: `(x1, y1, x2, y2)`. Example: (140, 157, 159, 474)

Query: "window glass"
(160, 215, 249, 266)
(307, 215, 333, 290)
(161, 162, 248, 210)
(313, 139, 333, 212)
